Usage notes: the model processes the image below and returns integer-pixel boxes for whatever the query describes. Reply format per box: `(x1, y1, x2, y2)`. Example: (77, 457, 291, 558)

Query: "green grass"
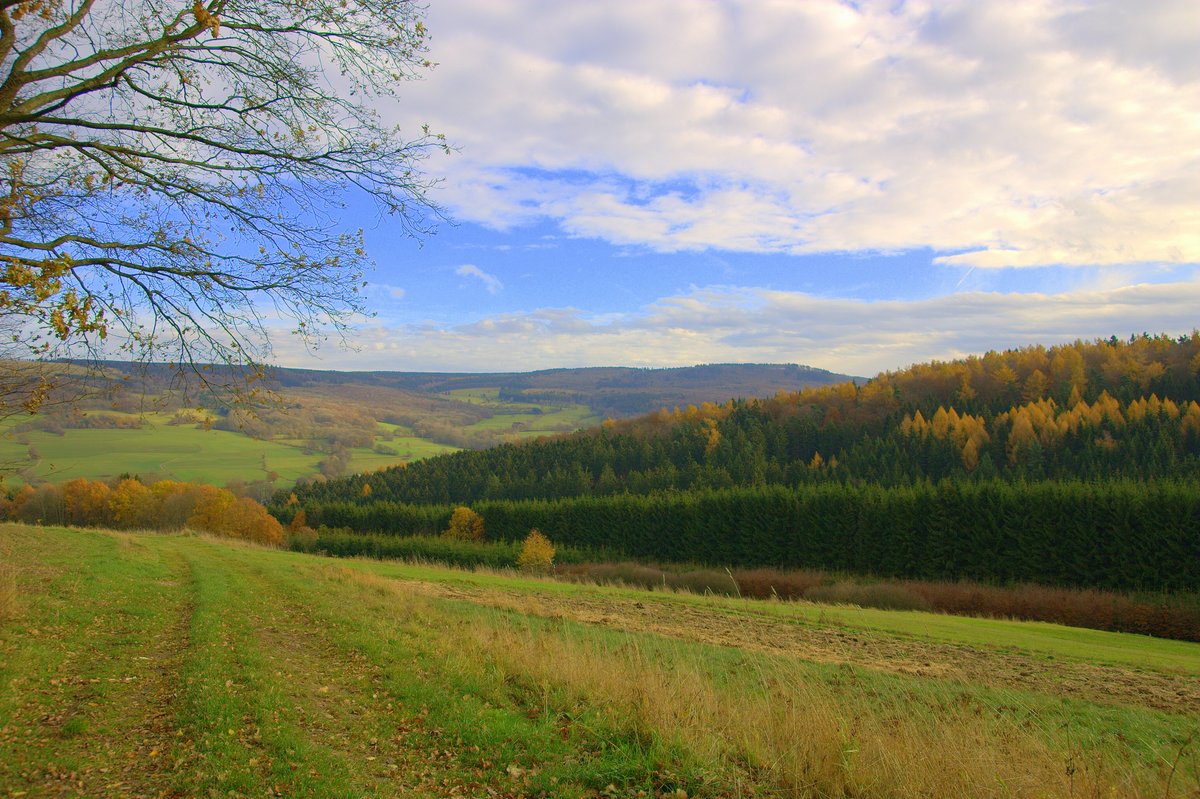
(0, 413, 460, 488)
(460, 402, 601, 439)
(335, 558, 1200, 676)
(441, 386, 602, 438)
(0, 413, 321, 484)
(0, 392, 600, 487)
(444, 387, 504, 404)
(350, 436, 457, 470)
(3, 523, 1197, 798)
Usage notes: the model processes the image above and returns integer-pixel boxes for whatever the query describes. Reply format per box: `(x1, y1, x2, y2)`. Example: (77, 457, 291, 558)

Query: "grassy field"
(0, 414, 460, 488)
(1, 523, 1198, 798)
(0, 413, 321, 484)
(0, 389, 598, 487)
(447, 388, 602, 440)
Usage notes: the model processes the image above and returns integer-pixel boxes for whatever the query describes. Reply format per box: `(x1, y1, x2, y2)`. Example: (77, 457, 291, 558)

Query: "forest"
(278, 334, 1200, 591)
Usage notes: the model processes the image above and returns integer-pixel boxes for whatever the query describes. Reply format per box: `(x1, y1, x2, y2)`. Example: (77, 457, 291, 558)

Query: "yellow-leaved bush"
(442, 506, 485, 541)
(517, 528, 555, 574)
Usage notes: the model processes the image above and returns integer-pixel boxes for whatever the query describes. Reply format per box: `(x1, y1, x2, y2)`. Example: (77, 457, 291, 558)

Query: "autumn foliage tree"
(61, 476, 111, 526)
(0, 0, 446, 418)
(2, 475, 282, 545)
(442, 506, 484, 541)
(516, 528, 554, 574)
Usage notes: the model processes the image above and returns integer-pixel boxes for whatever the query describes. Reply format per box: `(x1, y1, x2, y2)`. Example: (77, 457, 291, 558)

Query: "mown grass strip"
(216, 541, 704, 797)
(3, 525, 1199, 798)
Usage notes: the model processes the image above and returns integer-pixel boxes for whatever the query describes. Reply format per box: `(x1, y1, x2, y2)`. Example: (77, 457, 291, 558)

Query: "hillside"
(85, 359, 855, 419)
(1, 524, 1197, 797)
(291, 334, 1200, 504)
(1, 361, 848, 488)
(282, 334, 1200, 590)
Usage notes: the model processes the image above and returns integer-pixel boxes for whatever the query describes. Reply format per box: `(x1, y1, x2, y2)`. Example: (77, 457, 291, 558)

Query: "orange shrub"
(62, 478, 112, 527)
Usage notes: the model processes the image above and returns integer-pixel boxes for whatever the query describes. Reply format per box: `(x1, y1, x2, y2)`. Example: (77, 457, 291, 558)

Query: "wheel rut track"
(194, 544, 497, 798)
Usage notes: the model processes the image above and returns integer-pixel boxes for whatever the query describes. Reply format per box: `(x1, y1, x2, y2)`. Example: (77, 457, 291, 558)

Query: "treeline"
(277, 480, 1199, 593)
(287, 392, 1200, 511)
(2, 477, 283, 545)
(10, 409, 148, 435)
(285, 334, 1200, 508)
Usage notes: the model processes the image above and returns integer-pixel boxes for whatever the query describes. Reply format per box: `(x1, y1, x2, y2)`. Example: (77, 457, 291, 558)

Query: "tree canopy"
(0, 0, 446, 412)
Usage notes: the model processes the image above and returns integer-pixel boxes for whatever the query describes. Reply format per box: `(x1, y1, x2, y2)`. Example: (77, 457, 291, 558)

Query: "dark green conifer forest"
(275, 334, 1200, 591)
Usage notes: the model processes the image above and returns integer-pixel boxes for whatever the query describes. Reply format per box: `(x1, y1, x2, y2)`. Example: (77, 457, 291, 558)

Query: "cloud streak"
(455, 264, 504, 294)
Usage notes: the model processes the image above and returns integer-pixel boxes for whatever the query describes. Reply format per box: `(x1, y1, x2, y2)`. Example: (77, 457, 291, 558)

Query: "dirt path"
(406, 579, 1200, 718)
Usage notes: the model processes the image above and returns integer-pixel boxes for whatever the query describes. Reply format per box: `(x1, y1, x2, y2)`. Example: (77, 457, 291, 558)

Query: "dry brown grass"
(733, 566, 826, 599)
(293, 560, 1197, 797)
(454, 617, 1171, 798)
(905, 580, 1200, 641)
(805, 581, 932, 611)
(514, 557, 1200, 640)
(556, 561, 740, 595)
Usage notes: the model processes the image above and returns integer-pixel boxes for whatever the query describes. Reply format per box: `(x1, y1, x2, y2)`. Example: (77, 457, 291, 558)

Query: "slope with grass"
(1, 523, 1198, 798)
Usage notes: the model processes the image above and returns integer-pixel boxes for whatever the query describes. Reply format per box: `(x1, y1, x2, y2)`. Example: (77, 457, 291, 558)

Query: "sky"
(275, 0, 1200, 379)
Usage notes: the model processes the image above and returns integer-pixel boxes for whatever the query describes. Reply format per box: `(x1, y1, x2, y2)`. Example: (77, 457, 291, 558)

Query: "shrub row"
(288, 527, 1200, 641)
(291, 531, 1200, 641)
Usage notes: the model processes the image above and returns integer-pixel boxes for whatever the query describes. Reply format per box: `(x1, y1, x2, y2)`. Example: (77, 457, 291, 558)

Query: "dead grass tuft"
(805, 581, 932, 612)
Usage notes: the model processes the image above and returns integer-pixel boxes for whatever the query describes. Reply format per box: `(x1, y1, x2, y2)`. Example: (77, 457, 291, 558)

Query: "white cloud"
(396, 0, 1200, 268)
(455, 263, 504, 294)
(271, 277, 1200, 378)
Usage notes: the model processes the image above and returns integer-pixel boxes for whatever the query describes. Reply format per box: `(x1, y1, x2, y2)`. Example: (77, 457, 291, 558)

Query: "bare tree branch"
(0, 0, 447, 418)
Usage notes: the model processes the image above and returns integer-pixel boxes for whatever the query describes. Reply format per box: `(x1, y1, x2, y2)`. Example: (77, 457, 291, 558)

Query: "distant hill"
(264, 362, 858, 419)
(290, 333, 1200, 507)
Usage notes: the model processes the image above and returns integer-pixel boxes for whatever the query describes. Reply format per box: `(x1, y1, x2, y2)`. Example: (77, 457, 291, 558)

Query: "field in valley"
(0, 392, 591, 489)
(1, 523, 1198, 798)
(0, 360, 826, 490)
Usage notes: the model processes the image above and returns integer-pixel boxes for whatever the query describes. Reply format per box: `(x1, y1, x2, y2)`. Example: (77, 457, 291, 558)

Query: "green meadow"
(0, 413, 325, 485)
(448, 388, 602, 440)
(2, 523, 1197, 798)
(0, 388, 601, 488)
